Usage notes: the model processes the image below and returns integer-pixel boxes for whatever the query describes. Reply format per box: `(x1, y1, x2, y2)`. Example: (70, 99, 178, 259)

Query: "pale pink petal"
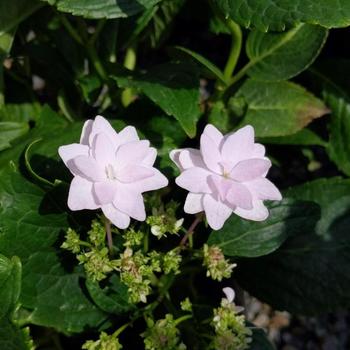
(113, 186, 146, 221)
(226, 182, 253, 210)
(176, 167, 212, 193)
(93, 181, 118, 205)
(80, 120, 93, 145)
(221, 125, 255, 165)
(89, 115, 119, 147)
(134, 169, 168, 193)
(169, 149, 183, 170)
(208, 175, 232, 201)
(253, 143, 265, 158)
(223, 287, 235, 303)
(102, 203, 130, 229)
(117, 164, 154, 183)
(73, 155, 105, 181)
(203, 124, 223, 147)
(92, 133, 116, 167)
(245, 178, 282, 200)
(230, 158, 271, 182)
(200, 133, 221, 173)
(234, 199, 269, 221)
(118, 125, 139, 144)
(179, 148, 205, 169)
(58, 144, 89, 173)
(203, 194, 232, 230)
(68, 176, 99, 210)
(184, 193, 204, 214)
(115, 140, 150, 168)
(142, 148, 157, 166)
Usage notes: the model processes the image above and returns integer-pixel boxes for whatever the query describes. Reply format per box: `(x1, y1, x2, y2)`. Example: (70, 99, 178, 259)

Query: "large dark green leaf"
(0, 167, 108, 332)
(208, 199, 320, 258)
(237, 178, 350, 315)
(324, 91, 350, 176)
(0, 317, 31, 350)
(235, 79, 328, 137)
(111, 62, 201, 137)
(40, 0, 161, 18)
(246, 24, 327, 81)
(215, 0, 350, 31)
(0, 255, 21, 320)
(86, 275, 134, 315)
(260, 129, 327, 147)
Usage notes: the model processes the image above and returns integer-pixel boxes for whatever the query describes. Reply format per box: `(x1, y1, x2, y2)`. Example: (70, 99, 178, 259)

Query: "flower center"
(105, 164, 117, 180)
(222, 171, 230, 179)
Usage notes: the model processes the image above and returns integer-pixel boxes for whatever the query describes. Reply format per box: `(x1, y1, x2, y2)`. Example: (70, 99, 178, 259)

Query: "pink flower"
(58, 116, 168, 229)
(170, 124, 281, 230)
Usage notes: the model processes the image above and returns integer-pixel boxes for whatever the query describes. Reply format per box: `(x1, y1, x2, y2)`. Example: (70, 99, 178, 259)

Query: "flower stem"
(112, 322, 130, 338)
(174, 314, 193, 326)
(103, 216, 113, 252)
(223, 19, 242, 82)
(180, 213, 204, 247)
(121, 45, 137, 107)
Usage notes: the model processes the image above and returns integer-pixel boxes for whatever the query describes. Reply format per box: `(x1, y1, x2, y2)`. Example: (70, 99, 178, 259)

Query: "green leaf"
(237, 178, 350, 315)
(143, 0, 185, 49)
(111, 62, 201, 137)
(250, 326, 275, 350)
(41, 0, 161, 18)
(215, 0, 350, 31)
(324, 91, 350, 176)
(86, 275, 134, 315)
(259, 128, 327, 147)
(0, 0, 42, 35)
(207, 199, 320, 257)
(236, 79, 328, 137)
(0, 122, 29, 152)
(0, 317, 31, 350)
(0, 166, 107, 333)
(246, 24, 328, 81)
(172, 46, 226, 84)
(0, 255, 21, 319)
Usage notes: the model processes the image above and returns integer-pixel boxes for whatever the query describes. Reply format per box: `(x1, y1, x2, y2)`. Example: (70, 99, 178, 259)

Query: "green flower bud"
(180, 298, 192, 313)
(82, 332, 123, 350)
(78, 247, 114, 282)
(142, 314, 186, 350)
(163, 248, 182, 275)
(61, 228, 81, 253)
(124, 228, 144, 248)
(203, 244, 236, 281)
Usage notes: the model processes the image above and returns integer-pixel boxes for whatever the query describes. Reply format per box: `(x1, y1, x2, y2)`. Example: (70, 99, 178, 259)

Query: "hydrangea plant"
(1, 1, 350, 349)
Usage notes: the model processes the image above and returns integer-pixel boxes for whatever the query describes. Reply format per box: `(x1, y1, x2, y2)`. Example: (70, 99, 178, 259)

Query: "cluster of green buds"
(146, 201, 184, 239)
(61, 219, 118, 282)
(211, 288, 252, 350)
(203, 244, 236, 281)
(142, 314, 187, 350)
(82, 330, 124, 350)
(115, 246, 182, 303)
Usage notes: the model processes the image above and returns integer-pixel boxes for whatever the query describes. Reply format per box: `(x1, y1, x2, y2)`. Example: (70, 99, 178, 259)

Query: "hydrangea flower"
(170, 124, 281, 230)
(59, 116, 168, 229)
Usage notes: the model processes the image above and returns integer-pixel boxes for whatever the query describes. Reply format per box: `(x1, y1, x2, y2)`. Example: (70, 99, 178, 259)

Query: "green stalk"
(174, 314, 193, 326)
(223, 19, 242, 82)
(121, 45, 137, 107)
(59, 15, 83, 45)
(112, 323, 130, 338)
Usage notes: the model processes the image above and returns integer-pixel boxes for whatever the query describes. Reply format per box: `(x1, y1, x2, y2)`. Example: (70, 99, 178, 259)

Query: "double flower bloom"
(59, 116, 281, 230)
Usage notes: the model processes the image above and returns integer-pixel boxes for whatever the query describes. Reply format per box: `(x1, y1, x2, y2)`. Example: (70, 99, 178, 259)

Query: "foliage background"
(1, 0, 350, 348)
